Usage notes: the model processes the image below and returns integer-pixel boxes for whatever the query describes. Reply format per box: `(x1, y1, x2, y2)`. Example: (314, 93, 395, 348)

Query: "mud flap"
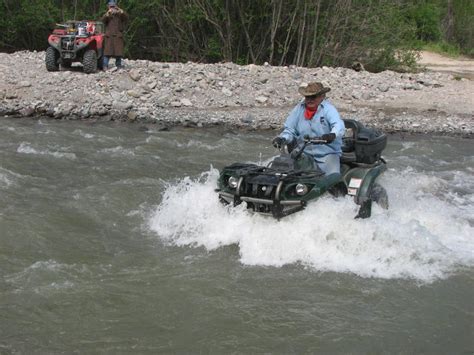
(355, 199, 372, 219)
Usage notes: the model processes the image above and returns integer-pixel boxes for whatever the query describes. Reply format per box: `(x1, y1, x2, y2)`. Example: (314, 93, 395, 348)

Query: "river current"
(1, 118, 473, 353)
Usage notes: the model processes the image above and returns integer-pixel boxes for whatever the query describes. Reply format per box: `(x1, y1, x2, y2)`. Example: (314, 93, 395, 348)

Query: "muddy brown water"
(1, 118, 473, 353)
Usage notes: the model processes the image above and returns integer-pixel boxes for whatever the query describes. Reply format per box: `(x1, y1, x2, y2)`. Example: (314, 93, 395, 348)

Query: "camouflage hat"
(298, 82, 331, 97)
(107, 0, 117, 5)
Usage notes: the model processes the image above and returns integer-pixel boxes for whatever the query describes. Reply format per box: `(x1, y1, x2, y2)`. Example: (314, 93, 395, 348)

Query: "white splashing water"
(17, 142, 77, 160)
(100, 146, 136, 157)
(73, 129, 95, 139)
(0, 173, 13, 188)
(0, 167, 26, 188)
(149, 168, 474, 282)
(5, 260, 78, 294)
(175, 139, 231, 151)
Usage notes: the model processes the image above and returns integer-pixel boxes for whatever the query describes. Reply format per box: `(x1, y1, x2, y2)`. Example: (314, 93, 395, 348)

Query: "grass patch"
(421, 41, 461, 57)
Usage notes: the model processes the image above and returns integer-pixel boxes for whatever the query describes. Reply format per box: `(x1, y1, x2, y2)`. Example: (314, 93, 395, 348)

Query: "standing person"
(102, 0, 128, 70)
(272, 82, 345, 175)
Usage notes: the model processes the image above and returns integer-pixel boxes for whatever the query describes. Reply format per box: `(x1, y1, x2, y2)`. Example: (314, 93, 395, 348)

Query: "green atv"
(216, 119, 388, 219)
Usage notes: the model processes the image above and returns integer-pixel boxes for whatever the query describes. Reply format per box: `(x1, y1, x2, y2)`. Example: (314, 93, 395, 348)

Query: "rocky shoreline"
(0, 51, 472, 137)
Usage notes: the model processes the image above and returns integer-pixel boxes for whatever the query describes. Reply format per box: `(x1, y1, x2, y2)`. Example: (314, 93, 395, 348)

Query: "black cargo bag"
(342, 119, 387, 164)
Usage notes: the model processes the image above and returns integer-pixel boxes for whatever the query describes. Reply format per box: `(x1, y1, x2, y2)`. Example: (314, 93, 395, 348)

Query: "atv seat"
(341, 151, 357, 164)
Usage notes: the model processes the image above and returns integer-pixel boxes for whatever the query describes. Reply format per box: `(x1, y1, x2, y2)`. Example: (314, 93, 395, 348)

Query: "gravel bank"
(0, 50, 472, 136)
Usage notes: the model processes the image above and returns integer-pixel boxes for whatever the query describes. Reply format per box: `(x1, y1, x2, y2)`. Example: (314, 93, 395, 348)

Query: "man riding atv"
(272, 82, 345, 176)
(216, 82, 388, 219)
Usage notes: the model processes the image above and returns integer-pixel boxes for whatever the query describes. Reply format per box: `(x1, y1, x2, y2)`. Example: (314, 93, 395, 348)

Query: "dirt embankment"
(0, 50, 472, 136)
(418, 51, 474, 80)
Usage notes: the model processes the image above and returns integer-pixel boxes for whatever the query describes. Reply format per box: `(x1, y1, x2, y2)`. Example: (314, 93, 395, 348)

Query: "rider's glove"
(321, 133, 336, 143)
(272, 136, 286, 148)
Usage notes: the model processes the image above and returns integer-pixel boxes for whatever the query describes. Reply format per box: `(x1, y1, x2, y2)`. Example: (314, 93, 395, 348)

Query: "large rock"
(255, 96, 268, 104)
(127, 90, 141, 98)
(112, 100, 132, 110)
(180, 98, 193, 107)
(129, 69, 141, 81)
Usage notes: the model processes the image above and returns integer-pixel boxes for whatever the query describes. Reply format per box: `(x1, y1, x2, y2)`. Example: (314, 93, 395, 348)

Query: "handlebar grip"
(303, 137, 327, 144)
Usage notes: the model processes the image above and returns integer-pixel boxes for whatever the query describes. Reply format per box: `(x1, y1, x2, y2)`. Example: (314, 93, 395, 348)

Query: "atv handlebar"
(303, 135, 328, 145)
(283, 135, 329, 160)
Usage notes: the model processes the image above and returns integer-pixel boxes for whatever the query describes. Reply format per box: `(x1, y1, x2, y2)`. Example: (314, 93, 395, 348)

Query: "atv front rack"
(216, 163, 323, 219)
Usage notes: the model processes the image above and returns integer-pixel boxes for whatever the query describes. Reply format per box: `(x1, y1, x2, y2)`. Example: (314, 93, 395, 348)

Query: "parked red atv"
(46, 21, 104, 74)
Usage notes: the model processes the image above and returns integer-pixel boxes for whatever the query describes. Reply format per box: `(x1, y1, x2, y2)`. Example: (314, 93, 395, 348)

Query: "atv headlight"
(295, 183, 308, 196)
(228, 176, 239, 189)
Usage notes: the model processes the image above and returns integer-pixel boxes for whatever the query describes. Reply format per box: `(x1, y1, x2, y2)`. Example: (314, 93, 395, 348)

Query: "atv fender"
(75, 40, 94, 52)
(48, 36, 61, 50)
(343, 163, 386, 205)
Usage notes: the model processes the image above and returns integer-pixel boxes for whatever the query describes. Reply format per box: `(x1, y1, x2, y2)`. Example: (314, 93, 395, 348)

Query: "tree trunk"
(279, 0, 299, 66)
(308, 0, 321, 67)
(269, 0, 283, 64)
(444, 0, 455, 42)
(295, 0, 307, 66)
(236, 1, 256, 63)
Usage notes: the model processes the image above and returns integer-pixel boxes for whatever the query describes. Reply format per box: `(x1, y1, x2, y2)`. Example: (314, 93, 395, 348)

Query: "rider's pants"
(315, 154, 340, 175)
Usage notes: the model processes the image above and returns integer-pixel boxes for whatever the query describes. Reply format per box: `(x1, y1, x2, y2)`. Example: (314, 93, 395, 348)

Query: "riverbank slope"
(0, 51, 472, 136)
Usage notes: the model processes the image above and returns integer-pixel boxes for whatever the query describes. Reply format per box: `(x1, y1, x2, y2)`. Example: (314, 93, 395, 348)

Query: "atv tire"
(328, 182, 347, 197)
(83, 49, 98, 74)
(370, 183, 389, 209)
(45, 47, 59, 72)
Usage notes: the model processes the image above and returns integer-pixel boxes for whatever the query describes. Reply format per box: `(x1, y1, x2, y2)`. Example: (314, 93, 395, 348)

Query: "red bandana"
(304, 107, 317, 120)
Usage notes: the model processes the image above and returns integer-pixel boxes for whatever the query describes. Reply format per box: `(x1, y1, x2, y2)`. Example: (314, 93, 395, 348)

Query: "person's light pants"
(315, 154, 341, 175)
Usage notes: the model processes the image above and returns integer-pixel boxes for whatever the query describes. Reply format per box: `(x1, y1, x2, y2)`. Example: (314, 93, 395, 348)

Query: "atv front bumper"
(217, 179, 306, 219)
(48, 36, 93, 60)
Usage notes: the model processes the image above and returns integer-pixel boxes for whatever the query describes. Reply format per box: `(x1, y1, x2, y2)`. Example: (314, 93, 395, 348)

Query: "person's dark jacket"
(102, 8, 128, 57)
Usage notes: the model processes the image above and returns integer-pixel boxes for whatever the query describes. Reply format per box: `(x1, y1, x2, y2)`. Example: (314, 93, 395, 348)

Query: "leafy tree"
(406, 2, 441, 42)
(0, 0, 471, 68)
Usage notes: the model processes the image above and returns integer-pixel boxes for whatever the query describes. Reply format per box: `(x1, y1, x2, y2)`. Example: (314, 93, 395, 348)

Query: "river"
(1, 117, 473, 353)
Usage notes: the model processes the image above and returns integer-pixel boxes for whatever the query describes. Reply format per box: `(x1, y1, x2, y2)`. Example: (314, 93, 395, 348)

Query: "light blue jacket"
(279, 99, 345, 158)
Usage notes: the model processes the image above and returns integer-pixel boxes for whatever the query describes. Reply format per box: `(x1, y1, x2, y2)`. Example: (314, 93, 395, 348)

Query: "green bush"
(423, 41, 461, 57)
(407, 3, 441, 42)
